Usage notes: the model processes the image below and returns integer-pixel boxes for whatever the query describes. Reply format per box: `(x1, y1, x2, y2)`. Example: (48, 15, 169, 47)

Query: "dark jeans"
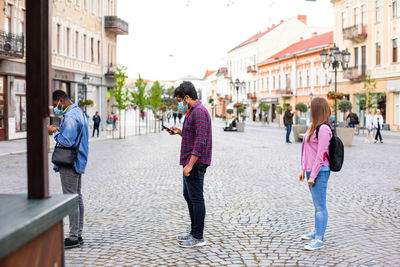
(183, 163, 208, 239)
(375, 126, 382, 141)
(285, 124, 292, 142)
(93, 124, 99, 137)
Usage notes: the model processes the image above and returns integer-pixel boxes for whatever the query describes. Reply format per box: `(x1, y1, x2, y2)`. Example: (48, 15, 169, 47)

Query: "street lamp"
(230, 78, 246, 117)
(320, 44, 351, 130)
(82, 72, 90, 113)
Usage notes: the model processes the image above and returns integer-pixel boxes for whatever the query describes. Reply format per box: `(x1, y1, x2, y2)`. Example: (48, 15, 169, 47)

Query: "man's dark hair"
(174, 81, 198, 100)
(53, 90, 69, 101)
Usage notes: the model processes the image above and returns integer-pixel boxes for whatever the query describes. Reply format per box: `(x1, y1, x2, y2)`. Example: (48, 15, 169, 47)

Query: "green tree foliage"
(363, 75, 377, 111)
(148, 81, 163, 132)
(295, 102, 308, 113)
(227, 109, 234, 115)
(130, 75, 148, 136)
(338, 100, 352, 113)
(112, 65, 129, 139)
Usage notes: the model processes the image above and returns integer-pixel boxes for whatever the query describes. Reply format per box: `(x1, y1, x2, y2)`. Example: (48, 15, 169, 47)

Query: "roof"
(203, 70, 216, 79)
(264, 31, 333, 62)
(178, 75, 202, 81)
(228, 22, 283, 53)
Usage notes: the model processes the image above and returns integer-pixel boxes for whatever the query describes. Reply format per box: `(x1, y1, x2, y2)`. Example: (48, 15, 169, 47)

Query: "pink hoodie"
(301, 124, 332, 178)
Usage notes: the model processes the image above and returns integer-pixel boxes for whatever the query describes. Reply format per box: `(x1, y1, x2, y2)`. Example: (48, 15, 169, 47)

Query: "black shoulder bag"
(51, 119, 84, 167)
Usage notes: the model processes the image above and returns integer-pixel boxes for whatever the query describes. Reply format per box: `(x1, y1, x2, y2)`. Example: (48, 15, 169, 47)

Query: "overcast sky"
(117, 0, 333, 81)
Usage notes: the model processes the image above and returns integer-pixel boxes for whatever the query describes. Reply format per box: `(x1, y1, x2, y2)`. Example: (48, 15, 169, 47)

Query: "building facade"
(0, 0, 128, 141)
(333, 0, 400, 130)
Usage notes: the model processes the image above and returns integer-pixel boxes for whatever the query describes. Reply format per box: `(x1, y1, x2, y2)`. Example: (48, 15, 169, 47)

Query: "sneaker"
(380, 140, 384, 143)
(304, 239, 324, 251)
(374, 140, 378, 143)
(78, 236, 84, 245)
(301, 233, 315, 240)
(177, 233, 193, 242)
(64, 238, 80, 249)
(178, 238, 207, 248)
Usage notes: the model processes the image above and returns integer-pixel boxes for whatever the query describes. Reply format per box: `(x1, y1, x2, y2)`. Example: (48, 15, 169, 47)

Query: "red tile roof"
(228, 22, 283, 53)
(267, 31, 333, 61)
(203, 70, 216, 79)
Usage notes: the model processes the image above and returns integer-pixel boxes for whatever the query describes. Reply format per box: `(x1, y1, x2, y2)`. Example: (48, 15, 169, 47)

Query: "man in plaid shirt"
(169, 81, 212, 248)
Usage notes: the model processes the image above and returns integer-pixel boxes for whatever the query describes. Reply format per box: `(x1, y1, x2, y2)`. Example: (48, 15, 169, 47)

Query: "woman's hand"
(299, 171, 305, 182)
(308, 177, 315, 186)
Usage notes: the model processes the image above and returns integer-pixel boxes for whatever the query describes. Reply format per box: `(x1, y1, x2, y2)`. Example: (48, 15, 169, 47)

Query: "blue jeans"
(183, 163, 208, 239)
(285, 124, 292, 142)
(306, 170, 330, 241)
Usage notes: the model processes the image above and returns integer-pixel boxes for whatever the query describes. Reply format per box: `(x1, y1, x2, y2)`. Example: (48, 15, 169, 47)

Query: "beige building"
(333, 0, 400, 130)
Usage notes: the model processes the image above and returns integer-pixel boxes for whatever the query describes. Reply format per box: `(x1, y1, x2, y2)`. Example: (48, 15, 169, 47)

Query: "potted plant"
(293, 102, 308, 142)
(275, 105, 283, 128)
(337, 99, 355, 146)
(236, 105, 245, 132)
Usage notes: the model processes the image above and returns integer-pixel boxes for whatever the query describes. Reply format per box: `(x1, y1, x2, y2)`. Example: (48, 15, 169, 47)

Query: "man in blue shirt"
(48, 90, 89, 249)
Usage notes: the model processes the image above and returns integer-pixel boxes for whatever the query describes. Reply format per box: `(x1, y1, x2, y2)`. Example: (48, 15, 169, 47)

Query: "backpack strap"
(316, 123, 334, 139)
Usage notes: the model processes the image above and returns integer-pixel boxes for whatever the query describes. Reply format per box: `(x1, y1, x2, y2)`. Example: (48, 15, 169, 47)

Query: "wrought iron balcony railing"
(105, 16, 129, 35)
(343, 25, 367, 43)
(343, 65, 367, 82)
(247, 65, 257, 73)
(247, 93, 257, 100)
(105, 64, 116, 78)
(0, 31, 24, 58)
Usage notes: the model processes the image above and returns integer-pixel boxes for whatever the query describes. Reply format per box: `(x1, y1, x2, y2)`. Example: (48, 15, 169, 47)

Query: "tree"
(259, 101, 271, 125)
(295, 102, 308, 113)
(148, 81, 163, 133)
(363, 75, 377, 111)
(130, 75, 148, 136)
(276, 105, 283, 128)
(111, 65, 129, 139)
(339, 100, 352, 120)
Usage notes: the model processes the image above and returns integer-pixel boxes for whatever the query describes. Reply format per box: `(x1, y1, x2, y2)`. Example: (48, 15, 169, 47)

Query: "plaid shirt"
(180, 101, 212, 166)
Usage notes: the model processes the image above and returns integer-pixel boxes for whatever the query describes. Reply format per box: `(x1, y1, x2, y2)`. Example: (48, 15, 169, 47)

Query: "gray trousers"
(59, 166, 84, 240)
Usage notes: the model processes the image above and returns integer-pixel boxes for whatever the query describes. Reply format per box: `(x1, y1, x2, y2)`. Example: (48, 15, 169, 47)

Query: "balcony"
(104, 16, 129, 35)
(247, 65, 257, 74)
(273, 88, 293, 96)
(247, 93, 257, 101)
(0, 30, 24, 59)
(343, 25, 367, 43)
(105, 64, 116, 78)
(343, 66, 366, 82)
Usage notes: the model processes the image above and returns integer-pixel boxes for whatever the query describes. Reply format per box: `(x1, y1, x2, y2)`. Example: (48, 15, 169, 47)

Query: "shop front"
(0, 76, 6, 140)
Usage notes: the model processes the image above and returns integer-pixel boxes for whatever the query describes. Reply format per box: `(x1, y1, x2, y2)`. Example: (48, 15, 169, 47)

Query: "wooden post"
(26, 0, 51, 199)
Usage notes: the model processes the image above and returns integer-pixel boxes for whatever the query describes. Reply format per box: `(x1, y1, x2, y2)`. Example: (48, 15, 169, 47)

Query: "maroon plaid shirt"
(180, 101, 212, 166)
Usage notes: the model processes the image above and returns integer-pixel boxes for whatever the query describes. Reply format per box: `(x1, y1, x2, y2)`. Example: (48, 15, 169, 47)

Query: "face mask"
(178, 97, 188, 111)
(53, 100, 64, 116)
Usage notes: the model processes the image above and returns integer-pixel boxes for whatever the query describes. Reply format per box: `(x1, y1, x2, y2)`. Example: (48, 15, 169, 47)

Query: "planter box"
(293, 125, 308, 142)
(237, 122, 245, 132)
(336, 127, 354, 147)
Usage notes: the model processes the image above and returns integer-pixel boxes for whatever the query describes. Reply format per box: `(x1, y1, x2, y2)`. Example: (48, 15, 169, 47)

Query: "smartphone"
(162, 125, 172, 132)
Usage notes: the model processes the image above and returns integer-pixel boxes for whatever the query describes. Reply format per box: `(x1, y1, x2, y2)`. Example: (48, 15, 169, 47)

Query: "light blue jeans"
(306, 169, 330, 241)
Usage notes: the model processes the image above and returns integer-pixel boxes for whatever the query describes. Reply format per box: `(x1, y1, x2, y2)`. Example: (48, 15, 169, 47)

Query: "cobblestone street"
(1, 121, 400, 266)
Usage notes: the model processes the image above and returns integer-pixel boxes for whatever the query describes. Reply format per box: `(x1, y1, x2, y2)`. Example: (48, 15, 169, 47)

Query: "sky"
(117, 0, 333, 81)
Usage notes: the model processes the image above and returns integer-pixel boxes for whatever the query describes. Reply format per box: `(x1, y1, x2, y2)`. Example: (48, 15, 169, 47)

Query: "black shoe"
(286, 141, 292, 144)
(78, 236, 84, 245)
(64, 238, 80, 249)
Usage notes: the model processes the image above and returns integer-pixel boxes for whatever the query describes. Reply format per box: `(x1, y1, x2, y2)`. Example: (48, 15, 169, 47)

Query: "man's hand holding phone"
(169, 126, 181, 136)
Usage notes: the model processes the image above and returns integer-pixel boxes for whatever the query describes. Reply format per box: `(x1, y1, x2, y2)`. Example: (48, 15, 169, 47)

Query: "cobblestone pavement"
(1, 121, 399, 266)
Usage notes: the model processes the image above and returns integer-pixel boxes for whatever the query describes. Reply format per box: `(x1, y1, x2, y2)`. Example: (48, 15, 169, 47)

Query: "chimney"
(300, 37, 304, 41)
(280, 19, 284, 24)
(312, 32, 318, 37)
(297, 15, 307, 25)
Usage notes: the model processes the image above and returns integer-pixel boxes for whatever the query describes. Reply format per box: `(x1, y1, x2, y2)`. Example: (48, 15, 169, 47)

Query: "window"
(341, 11, 346, 29)
(84, 34, 87, 61)
(393, 1, 399, 17)
(354, 47, 359, 67)
(266, 77, 269, 89)
(97, 40, 100, 64)
(306, 70, 310, 87)
(84, 0, 88, 9)
(362, 5, 367, 26)
(57, 24, 61, 54)
(395, 93, 400, 124)
(75, 31, 79, 58)
(285, 73, 291, 89)
(376, 42, 381, 65)
(76, 0, 81, 6)
(98, 0, 101, 15)
(91, 38, 94, 63)
(393, 39, 398, 63)
(261, 78, 264, 90)
(315, 68, 319, 86)
(278, 75, 281, 89)
(354, 7, 360, 26)
(376, 0, 381, 23)
(273, 76, 276, 89)
(298, 71, 302, 88)
(19, 11, 25, 36)
(14, 79, 27, 133)
(66, 28, 70, 56)
(5, 4, 12, 34)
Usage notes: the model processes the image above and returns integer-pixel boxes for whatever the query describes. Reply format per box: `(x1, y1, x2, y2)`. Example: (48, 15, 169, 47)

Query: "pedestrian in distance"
(167, 111, 171, 123)
(365, 110, 374, 143)
(106, 114, 113, 136)
(178, 112, 183, 124)
(92, 111, 101, 137)
(374, 109, 384, 143)
(112, 113, 118, 131)
(47, 90, 89, 249)
(167, 81, 212, 248)
(173, 112, 177, 125)
(299, 97, 332, 251)
(284, 105, 295, 143)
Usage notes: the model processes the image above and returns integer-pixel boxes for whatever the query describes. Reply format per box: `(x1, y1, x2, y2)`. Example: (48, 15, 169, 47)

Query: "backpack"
(350, 112, 359, 124)
(316, 123, 344, 172)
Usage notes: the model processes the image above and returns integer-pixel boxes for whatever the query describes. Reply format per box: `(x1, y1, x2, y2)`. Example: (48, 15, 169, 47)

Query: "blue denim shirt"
(53, 104, 89, 174)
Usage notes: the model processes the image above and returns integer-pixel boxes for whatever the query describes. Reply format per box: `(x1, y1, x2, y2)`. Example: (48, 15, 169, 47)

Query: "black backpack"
(316, 123, 344, 172)
(350, 112, 359, 124)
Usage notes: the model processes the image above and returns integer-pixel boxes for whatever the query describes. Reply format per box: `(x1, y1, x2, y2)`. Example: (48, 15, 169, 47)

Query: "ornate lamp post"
(230, 78, 246, 117)
(320, 44, 350, 129)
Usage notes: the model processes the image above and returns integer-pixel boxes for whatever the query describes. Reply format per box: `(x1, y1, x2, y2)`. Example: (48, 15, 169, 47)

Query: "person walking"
(178, 112, 183, 124)
(92, 111, 101, 137)
(168, 81, 212, 248)
(106, 114, 113, 137)
(167, 111, 171, 123)
(299, 97, 332, 251)
(173, 112, 177, 124)
(284, 105, 295, 143)
(112, 113, 118, 131)
(47, 90, 89, 249)
(365, 110, 374, 143)
(374, 109, 384, 143)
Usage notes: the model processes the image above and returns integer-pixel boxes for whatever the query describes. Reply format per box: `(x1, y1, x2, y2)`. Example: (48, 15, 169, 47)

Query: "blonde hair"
(307, 97, 331, 142)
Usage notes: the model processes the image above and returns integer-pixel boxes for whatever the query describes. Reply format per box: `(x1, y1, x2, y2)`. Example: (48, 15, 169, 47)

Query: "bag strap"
(316, 123, 334, 139)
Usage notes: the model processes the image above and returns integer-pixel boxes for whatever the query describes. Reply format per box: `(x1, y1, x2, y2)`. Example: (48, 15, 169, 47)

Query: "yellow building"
(333, 0, 400, 130)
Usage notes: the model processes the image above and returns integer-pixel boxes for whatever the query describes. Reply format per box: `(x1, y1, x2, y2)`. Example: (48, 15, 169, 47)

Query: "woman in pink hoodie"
(299, 97, 332, 251)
